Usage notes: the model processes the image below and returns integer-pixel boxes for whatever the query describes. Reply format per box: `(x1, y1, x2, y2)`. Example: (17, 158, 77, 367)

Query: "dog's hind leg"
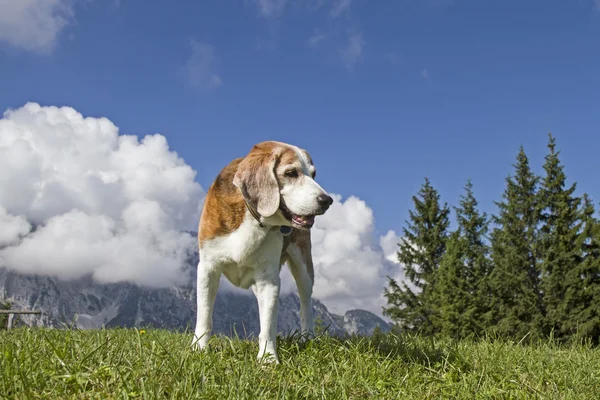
(192, 257, 220, 351)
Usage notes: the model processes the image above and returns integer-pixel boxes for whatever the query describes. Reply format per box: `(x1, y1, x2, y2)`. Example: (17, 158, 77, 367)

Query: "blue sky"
(1, 0, 600, 238)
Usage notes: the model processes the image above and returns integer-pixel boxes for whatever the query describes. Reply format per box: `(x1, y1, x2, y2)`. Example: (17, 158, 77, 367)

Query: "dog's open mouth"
(291, 214, 315, 228)
(280, 203, 315, 229)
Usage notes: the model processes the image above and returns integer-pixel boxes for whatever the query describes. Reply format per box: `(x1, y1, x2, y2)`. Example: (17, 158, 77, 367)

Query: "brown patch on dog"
(233, 142, 291, 217)
(198, 158, 247, 245)
(278, 147, 299, 168)
(282, 228, 314, 281)
(301, 149, 314, 167)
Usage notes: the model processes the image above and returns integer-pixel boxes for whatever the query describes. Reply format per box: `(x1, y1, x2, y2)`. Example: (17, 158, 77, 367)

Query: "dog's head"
(232, 141, 333, 230)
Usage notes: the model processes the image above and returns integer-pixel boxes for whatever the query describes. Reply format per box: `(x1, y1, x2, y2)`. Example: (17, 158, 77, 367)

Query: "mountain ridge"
(0, 230, 392, 336)
(0, 267, 391, 337)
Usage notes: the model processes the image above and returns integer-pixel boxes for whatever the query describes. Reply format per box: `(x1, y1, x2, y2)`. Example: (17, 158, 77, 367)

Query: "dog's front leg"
(192, 258, 220, 351)
(286, 248, 315, 338)
(251, 265, 281, 363)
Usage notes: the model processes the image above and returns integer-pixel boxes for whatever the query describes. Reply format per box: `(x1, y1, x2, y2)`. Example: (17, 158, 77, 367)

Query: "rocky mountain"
(0, 266, 391, 337)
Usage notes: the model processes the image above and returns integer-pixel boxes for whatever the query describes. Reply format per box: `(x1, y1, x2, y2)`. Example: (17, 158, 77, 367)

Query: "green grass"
(1, 328, 598, 399)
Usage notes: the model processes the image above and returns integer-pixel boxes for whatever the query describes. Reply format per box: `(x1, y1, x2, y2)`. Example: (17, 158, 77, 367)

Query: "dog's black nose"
(317, 194, 334, 207)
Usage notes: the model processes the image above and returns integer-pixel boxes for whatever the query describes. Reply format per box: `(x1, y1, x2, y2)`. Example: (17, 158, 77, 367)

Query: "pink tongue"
(293, 215, 315, 225)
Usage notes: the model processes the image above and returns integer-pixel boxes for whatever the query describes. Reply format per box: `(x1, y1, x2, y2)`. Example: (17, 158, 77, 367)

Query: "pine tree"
(430, 230, 472, 338)
(537, 134, 582, 339)
(455, 180, 494, 330)
(563, 194, 600, 343)
(383, 177, 450, 335)
(487, 146, 544, 340)
(430, 180, 492, 338)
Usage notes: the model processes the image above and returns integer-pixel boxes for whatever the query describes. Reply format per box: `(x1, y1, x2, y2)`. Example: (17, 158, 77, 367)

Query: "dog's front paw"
(257, 341, 280, 364)
(191, 333, 210, 352)
(257, 352, 280, 365)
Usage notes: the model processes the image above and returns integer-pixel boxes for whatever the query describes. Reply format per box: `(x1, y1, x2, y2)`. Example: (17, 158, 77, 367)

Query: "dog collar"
(242, 195, 293, 236)
(243, 196, 265, 227)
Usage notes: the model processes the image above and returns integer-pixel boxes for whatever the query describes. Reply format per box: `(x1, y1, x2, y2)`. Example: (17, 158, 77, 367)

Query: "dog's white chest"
(200, 214, 283, 288)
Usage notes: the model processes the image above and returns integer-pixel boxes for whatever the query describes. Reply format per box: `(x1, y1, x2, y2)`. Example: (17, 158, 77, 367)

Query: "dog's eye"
(285, 169, 299, 178)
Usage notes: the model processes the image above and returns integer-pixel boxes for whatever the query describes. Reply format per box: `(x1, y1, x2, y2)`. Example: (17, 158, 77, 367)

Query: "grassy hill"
(1, 328, 598, 399)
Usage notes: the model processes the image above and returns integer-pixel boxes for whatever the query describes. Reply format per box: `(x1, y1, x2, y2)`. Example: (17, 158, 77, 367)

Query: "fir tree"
(563, 194, 600, 343)
(455, 180, 493, 326)
(487, 146, 544, 340)
(430, 180, 492, 338)
(383, 177, 450, 335)
(430, 230, 472, 338)
(537, 134, 582, 339)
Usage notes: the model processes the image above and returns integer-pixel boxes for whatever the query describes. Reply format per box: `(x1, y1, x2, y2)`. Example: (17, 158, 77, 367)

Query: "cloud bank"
(0, 103, 204, 287)
(0, 103, 405, 317)
(0, 0, 75, 53)
(279, 194, 404, 317)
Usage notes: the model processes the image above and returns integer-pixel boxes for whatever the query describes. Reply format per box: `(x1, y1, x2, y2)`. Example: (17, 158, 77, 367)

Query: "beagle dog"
(192, 141, 333, 363)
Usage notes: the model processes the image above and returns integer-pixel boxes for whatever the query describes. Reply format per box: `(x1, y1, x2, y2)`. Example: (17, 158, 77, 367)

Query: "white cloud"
(280, 194, 405, 318)
(0, 102, 205, 287)
(379, 229, 401, 264)
(307, 29, 326, 46)
(253, 0, 287, 18)
(0, 0, 75, 53)
(330, 0, 352, 18)
(339, 31, 364, 70)
(420, 68, 431, 80)
(186, 40, 222, 90)
(0, 206, 31, 247)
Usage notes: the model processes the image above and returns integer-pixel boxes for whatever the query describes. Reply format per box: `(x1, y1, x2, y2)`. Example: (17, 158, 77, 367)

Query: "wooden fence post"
(0, 310, 42, 330)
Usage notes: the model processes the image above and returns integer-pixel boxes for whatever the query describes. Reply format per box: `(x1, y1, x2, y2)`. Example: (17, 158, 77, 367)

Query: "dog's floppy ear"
(233, 145, 281, 218)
